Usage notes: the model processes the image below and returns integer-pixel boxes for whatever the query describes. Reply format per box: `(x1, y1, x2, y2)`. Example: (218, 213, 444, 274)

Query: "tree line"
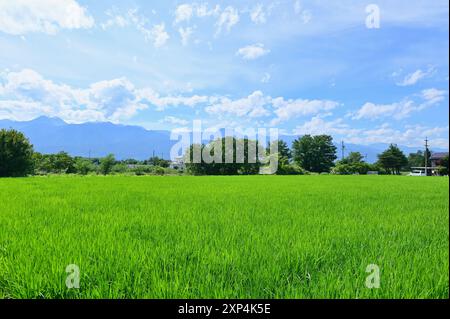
(0, 128, 448, 177)
(0, 129, 173, 177)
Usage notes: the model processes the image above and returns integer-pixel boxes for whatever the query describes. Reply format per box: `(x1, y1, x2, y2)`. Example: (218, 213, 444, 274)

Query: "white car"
(409, 170, 426, 176)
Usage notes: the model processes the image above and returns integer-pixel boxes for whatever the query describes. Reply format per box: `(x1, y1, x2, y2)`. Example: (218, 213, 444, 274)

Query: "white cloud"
(174, 3, 220, 25)
(236, 43, 270, 60)
(205, 91, 270, 118)
(215, 6, 239, 35)
(397, 67, 436, 86)
(292, 118, 449, 149)
(421, 88, 446, 104)
(138, 88, 210, 111)
(293, 0, 312, 24)
(352, 102, 400, 120)
(150, 23, 170, 48)
(174, 4, 194, 24)
(346, 123, 449, 149)
(0, 69, 212, 123)
(271, 97, 339, 125)
(161, 116, 189, 126)
(293, 116, 359, 136)
(261, 73, 271, 83)
(250, 4, 267, 24)
(101, 8, 169, 48)
(179, 27, 193, 46)
(196, 3, 221, 17)
(101, 7, 130, 29)
(0, 0, 94, 35)
(351, 89, 447, 120)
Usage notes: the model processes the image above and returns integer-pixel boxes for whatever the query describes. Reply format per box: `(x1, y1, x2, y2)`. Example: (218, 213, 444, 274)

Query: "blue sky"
(0, 0, 448, 148)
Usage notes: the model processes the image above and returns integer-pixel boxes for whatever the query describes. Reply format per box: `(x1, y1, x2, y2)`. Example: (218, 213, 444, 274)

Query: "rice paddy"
(0, 175, 448, 299)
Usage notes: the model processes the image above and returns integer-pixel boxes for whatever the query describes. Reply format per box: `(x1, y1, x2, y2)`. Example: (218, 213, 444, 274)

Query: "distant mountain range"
(0, 116, 445, 163)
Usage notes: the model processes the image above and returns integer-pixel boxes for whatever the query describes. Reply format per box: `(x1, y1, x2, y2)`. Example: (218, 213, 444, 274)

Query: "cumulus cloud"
(1, 71, 346, 132)
(0, 69, 211, 123)
(150, 24, 170, 48)
(346, 123, 449, 149)
(205, 91, 271, 118)
(351, 88, 447, 120)
(271, 97, 339, 125)
(236, 43, 270, 60)
(0, 0, 94, 35)
(292, 117, 449, 149)
(204, 91, 339, 124)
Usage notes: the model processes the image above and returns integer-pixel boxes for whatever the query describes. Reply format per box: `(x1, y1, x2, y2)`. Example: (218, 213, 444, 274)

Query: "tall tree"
(99, 154, 116, 175)
(377, 144, 408, 175)
(292, 135, 337, 173)
(0, 129, 34, 177)
(269, 140, 291, 165)
(184, 137, 262, 175)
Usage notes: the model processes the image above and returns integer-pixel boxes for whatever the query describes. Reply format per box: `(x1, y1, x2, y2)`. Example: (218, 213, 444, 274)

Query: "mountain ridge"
(0, 116, 445, 162)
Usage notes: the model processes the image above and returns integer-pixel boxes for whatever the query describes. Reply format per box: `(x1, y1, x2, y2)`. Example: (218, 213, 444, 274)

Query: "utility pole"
(341, 141, 346, 161)
(424, 137, 429, 176)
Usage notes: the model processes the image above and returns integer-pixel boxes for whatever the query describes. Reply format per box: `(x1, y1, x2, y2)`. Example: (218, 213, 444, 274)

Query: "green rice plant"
(0, 175, 448, 299)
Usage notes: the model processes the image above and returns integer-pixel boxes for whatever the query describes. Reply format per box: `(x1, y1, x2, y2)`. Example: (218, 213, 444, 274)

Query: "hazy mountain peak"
(31, 116, 67, 126)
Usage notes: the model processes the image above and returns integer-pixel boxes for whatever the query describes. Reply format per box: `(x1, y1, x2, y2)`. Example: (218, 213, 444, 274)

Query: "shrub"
(276, 163, 305, 175)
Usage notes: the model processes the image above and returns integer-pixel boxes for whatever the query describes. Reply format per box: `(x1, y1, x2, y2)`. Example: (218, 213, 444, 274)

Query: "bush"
(151, 166, 165, 175)
(437, 165, 448, 176)
(131, 165, 152, 176)
(112, 163, 128, 174)
(332, 162, 372, 175)
(276, 163, 305, 175)
(74, 158, 96, 175)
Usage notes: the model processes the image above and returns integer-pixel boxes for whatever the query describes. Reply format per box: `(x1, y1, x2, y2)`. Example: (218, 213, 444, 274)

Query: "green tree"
(377, 144, 408, 175)
(347, 152, 364, 164)
(292, 135, 337, 173)
(0, 129, 34, 177)
(146, 156, 170, 168)
(99, 154, 116, 175)
(74, 158, 96, 175)
(269, 140, 291, 162)
(184, 137, 262, 175)
(52, 151, 75, 173)
(407, 151, 425, 169)
(437, 155, 449, 176)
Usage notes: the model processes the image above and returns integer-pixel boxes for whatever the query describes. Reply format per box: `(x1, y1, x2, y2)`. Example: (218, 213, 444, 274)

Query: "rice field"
(0, 175, 448, 299)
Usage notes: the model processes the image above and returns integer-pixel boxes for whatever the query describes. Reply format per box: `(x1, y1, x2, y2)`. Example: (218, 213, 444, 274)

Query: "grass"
(0, 175, 448, 299)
